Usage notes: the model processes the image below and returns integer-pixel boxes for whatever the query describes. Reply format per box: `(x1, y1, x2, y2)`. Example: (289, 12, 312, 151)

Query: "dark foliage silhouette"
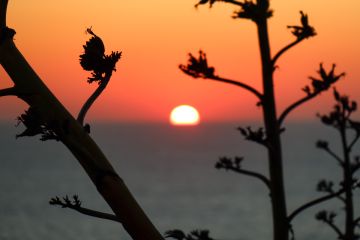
(287, 11, 316, 40)
(165, 229, 214, 240)
(49, 195, 120, 223)
(314, 89, 360, 240)
(0, 1, 163, 239)
(77, 28, 122, 127)
(175, 1, 348, 240)
(16, 106, 60, 141)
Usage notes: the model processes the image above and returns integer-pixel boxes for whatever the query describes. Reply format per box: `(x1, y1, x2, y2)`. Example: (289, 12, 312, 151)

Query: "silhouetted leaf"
(316, 140, 329, 150)
(165, 229, 214, 240)
(195, 0, 216, 8)
(305, 64, 344, 96)
(317, 180, 334, 193)
(179, 50, 215, 78)
(49, 195, 83, 209)
(237, 126, 267, 145)
(16, 107, 59, 141)
(80, 28, 122, 83)
(232, 0, 272, 22)
(316, 210, 337, 224)
(287, 11, 316, 40)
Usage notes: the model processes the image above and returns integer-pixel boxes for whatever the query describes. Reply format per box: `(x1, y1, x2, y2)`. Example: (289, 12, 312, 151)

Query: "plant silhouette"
(168, 1, 350, 240)
(0, 0, 163, 239)
(0, 1, 358, 240)
(77, 27, 122, 130)
(315, 89, 360, 240)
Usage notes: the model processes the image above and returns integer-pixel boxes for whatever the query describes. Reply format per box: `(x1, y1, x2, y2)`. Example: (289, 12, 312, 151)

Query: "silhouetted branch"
(327, 222, 343, 238)
(317, 179, 346, 203)
(237, 126, 269, 147)
(288, 188, 345, 222)
(49, 195, 121, 223)
(77, 28, 121, 126)
(77, 77, 109, 126)
(278, 92, 317, 126)
(354, 217, 360, 227)
(272, 39, 301, 67)
(272, 11, 316, 66)
(216, 157, 271, 188)
(180, 51, 262, 100)
(348, 134, 360, 153)
(209, 76, 263, 100)
(316, 140, 344, 166)
(279, 64, 344, 126)
(325, 149, 344, 166)
(0, 87, 16, 97)
(348, 121, 360, 152)
(315, 210, 344, 239)
(233, 167, 271, 188)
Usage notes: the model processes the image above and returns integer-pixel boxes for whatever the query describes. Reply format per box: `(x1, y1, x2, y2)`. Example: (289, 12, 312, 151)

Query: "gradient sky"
(1, 0, 359, 123)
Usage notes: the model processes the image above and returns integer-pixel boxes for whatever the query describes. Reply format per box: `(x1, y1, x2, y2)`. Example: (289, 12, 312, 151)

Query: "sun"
(170, 105, 200, 126)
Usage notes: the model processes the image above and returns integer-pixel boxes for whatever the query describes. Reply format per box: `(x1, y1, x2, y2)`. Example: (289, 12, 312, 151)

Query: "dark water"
(0, 122, 358, 240)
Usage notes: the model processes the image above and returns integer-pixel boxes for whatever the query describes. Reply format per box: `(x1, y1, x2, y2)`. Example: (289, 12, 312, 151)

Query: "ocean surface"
(0, 122, 359, 240)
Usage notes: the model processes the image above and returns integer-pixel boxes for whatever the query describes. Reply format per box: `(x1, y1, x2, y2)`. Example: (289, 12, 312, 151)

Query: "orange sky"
(0, 0, 359, 123)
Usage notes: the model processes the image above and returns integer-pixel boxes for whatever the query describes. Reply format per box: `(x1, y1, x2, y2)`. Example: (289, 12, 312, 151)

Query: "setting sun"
(170, 105, 200, 126)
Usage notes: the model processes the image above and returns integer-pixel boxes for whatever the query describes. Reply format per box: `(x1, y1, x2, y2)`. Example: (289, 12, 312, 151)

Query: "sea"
(0, 121, 359, 240)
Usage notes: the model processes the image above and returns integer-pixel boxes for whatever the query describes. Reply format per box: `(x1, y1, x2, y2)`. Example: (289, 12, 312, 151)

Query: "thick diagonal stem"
(0, 1, 163, 239)
(256, 15, 288, 240)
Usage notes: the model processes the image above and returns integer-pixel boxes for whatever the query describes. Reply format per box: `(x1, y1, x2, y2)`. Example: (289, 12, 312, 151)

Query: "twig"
(272, 39, 302, 67)
(278, 92, 318, 126)
(288, 188, 345, 222)
(324, 220, 344, 239)
(227, 165, 271, 189)
(77, 75, 110, 125)
(354, 217, 360, 227)
(323, 148, 344, 166)
(50, 196, 121, 223)
(206, 75, 263, 100)
(336, 195, 346, 204)
(348, 132, 360, 153)
(0, 87, 16, 97)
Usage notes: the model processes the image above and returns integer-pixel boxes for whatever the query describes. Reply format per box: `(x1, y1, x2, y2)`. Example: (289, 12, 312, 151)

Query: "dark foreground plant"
(315, 89, 360, 240)
(172, 1, 346, 240)
(0, 1, 163, 239)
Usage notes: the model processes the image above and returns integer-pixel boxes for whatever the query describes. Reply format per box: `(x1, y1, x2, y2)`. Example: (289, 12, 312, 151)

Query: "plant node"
(232, 0, 272, 22)
(80, 28, 122, 84)
(287, 11, 316, 40)
(16, 107, 60, 141)
(165, 229, 214, 240)
(179, 50, 215, 78)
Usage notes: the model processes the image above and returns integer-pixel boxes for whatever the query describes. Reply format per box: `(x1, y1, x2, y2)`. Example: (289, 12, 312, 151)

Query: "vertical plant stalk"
(340, 123, 354, 240)
(255, 1, 288, 240)
(0, 1, 163, 239)
(77, 75, 110, 126)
